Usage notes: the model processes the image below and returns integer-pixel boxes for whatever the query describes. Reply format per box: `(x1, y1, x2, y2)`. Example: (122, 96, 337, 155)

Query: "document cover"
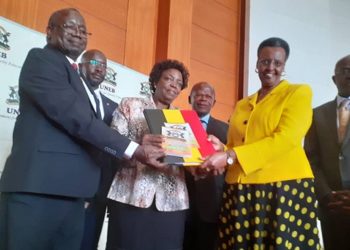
(143, 109, 215, 166)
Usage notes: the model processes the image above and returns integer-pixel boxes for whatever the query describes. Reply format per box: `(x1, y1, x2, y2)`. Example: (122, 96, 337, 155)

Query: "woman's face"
(153, 68, 183, 105)
(256, 46, 286, 89)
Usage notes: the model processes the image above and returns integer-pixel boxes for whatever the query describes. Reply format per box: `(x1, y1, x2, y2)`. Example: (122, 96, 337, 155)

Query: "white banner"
(0, 16, 150, 176)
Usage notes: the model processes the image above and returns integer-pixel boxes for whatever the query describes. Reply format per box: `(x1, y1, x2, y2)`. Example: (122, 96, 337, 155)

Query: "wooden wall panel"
(193, 0, 237, 42)
(124, 0, 158, 74)
(191, 25, 237, 74)
(0, 0, 244, 120)
(63, 0, 128, 30)
(189, 0, 241, 120)
(0, 0, 39, 28)
(167, 0, 193, 68)
(215, 0, 239, 11)
(155, 0, 170, 62)
(85, 14, 126, 62)
(190, 59, 237, 105)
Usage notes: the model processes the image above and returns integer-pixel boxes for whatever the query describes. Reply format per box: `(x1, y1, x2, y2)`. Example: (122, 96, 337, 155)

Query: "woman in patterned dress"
(201, 37, 321, 250)
(105, 59, 190, 250)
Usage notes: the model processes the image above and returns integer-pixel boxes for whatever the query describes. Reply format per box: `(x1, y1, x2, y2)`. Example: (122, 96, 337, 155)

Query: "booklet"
(143, 109, 215, 166)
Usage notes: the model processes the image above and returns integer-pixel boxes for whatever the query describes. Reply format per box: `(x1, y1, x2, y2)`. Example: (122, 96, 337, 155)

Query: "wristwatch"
(226, 150, 235, 165)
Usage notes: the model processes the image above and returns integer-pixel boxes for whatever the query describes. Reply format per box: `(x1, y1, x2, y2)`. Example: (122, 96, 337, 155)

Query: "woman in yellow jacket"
(202, 37, 320, 249)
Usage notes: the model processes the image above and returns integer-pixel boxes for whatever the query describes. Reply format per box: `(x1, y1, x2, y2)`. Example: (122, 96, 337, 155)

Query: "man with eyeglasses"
(0, 8, 165, 250)
(305, 55, 350, 249)
(78, 49, 118, 250)
(184, 81, 228, 250)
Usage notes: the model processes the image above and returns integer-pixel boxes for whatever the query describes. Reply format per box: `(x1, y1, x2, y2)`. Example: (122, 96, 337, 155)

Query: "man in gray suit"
(184, 81, 228, 250)
(305, 55, 350, 250)
(0, 8, 164, 250)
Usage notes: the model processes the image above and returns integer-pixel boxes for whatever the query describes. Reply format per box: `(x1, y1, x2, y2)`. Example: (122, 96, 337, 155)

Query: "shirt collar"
(336, 95, 350, 108)
(199, 113, 210, 124)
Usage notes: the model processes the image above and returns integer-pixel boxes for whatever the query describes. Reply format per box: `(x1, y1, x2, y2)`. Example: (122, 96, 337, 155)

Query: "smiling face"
(153, 68, 183, 106)
(80, 50, 107, 90)
(333, 56, 350, 97)
(256, 46, 286, 89)
(190, 82, 216, 117)
(46, 9, 87, 60)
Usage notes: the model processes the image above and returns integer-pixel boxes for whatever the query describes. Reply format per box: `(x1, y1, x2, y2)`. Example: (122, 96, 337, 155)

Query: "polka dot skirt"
(218, 179, 321, 250)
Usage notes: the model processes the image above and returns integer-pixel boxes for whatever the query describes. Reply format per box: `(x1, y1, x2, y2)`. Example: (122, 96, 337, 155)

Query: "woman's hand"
(200, 151, 228, 175)
(207, 134, 224, 152)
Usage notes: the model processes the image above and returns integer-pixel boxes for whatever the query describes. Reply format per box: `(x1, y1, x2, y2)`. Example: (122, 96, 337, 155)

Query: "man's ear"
(332, 75, 336, 84)
(213, 99, 216, 107)
(46, 26, 52, 40)
(188, 96, 192, 104)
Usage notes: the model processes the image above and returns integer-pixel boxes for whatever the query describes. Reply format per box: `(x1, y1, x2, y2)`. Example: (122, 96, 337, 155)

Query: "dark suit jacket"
(95, 94, 119, 201)
(101, 94, 117, 126)
(186, 116, 228, 222)
(304, 98, 350, 249)
(304, 99, 350, 213)
(0, 46, 130, 198)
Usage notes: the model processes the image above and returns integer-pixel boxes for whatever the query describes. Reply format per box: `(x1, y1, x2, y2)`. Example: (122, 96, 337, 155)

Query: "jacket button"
(242, 137, 245, 142)
(243, 120, 247, 125)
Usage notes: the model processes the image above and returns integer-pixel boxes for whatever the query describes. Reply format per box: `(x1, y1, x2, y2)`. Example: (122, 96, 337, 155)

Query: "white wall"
(246, 0, 350, 107)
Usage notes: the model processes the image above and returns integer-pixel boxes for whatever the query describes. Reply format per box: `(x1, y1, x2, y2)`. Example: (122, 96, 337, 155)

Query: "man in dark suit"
(78, 49, 118, 250)
(0, 8, 164, 250)
(304, 55, 350, 250)
(184, 81, 228, 250)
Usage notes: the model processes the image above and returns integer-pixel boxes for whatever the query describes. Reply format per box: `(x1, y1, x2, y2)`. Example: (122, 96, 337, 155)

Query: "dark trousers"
(106, 200, 187, 250)
(80, 199, 108, 250)
(183, 216, 219, 250)
(0, 192, 84, 250)
(320, 211, 350, 250)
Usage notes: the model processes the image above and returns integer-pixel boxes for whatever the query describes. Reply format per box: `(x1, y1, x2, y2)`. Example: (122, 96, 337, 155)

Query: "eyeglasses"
(53, 23, 92, 37)
(81, 59, 107, 69)
(258, 59, 284, 68)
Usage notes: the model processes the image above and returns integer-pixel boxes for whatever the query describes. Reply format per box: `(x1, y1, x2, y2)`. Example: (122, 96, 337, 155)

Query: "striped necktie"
(338, 99, 350, 143)
(200, 119, 207, 130)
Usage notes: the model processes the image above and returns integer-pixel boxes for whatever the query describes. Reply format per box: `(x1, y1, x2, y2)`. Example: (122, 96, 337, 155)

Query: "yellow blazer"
(226, 80, 314, 184)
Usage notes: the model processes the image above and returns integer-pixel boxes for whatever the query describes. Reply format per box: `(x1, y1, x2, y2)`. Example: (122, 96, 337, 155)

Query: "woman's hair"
(149, 59, 189, 93)
(257, 37, 290, 60)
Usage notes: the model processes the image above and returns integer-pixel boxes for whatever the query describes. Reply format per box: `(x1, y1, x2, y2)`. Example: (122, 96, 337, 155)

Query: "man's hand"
(133, 144, 166, 169)
(326, 190, 350, 215)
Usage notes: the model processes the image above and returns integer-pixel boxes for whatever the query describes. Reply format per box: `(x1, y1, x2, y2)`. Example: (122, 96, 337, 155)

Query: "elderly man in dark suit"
(0, 8, 164, 250)
(305, 55, 350, 250)
(78, 49, 119, 250)
(184, 81, 228, 250)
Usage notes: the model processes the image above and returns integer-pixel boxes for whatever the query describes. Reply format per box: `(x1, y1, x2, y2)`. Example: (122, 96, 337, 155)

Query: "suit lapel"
(323, 100, 340, 149)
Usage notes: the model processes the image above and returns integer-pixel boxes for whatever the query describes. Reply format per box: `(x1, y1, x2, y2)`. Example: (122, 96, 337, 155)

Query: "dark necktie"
(338, 99, 350, 143)
(200, 120, 207, 130)
(80, 73, 102, 120)
(93, 92, 102, 120)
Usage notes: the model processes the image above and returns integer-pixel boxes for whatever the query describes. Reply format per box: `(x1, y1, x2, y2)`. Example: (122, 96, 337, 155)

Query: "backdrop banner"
(0, 16, 150, 176)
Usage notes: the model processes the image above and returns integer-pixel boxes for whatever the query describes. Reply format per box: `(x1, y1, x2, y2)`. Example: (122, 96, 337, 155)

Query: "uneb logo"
(6, 85, 19, 105)
(100, 67, 117, 95)
(4, 85, 20, 118)
(140, 82, 152, 97)
(105, 67, 117, 86)
(0, 25, 10, 51)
